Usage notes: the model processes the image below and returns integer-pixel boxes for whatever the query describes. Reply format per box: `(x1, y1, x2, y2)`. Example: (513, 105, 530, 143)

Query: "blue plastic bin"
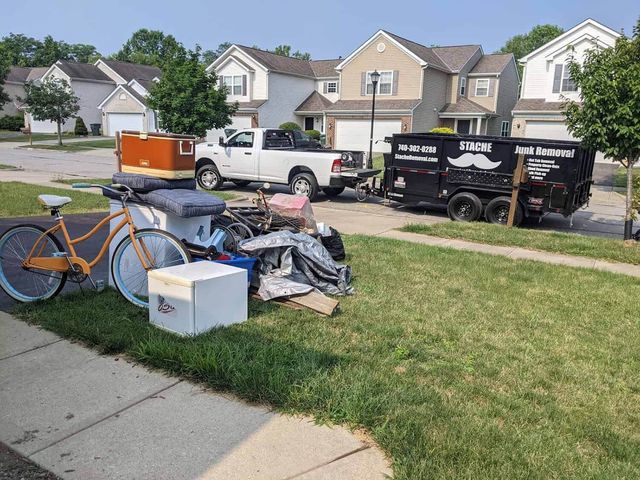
(214, 256, 257, 286)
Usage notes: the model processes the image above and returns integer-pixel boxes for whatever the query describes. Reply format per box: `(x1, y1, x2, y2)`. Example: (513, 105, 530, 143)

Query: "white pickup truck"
(195, 128, 377, 201)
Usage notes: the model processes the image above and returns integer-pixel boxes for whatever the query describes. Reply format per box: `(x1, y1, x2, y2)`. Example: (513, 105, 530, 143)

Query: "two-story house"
(25, 61, 116, 133)
(205, 45, 340, 140)
(95, 59, 161, 135)
(511, 19, 620, 162)
(1, 67, 48, 117)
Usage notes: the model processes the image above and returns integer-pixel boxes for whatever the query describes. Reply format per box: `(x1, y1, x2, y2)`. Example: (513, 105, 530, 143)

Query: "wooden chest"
(120, 131, 196, 179)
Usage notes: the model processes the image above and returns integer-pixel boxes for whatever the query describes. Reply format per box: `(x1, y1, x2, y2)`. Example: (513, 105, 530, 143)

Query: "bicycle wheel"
(0, 224, 67, 303)
(111, 228, 191, 308)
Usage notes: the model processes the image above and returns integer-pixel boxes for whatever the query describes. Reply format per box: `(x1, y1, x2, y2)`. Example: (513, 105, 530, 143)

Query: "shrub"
(430, 127, 455, 134)
(74, 117, 88, 136)
(0, 114, 25, 131)
(304, 129, 321, 140)
(279, 122, 301, 131)
(633, 174, 640, 220)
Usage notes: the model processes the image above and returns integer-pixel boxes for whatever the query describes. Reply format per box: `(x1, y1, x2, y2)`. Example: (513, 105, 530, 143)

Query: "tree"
(272, 44, 311, 60)
(499, 24, 564, 74)
(0, 45, 10, 109)
(32, 35, 68, 67)
(200, 42, 233, 65)
(68, 44, 100, 63)
(0, 33, 101, 67)
(21, 78, 80, 146)
(564, 19, 640, 240)
(147, 47, 237, 137)
(74, 117, 88, 136)
(0, 33, 41, 66)
(113, 29, 185, 67)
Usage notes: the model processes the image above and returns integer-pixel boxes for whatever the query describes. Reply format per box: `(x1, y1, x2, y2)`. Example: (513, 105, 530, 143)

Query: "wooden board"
(287, 291, 339, 316)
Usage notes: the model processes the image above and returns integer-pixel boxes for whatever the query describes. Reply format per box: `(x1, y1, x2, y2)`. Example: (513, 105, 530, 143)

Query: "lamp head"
(370, 70, 381, 86)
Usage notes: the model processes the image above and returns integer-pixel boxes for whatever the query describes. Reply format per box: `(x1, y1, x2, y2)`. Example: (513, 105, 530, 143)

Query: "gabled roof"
(326, 98, 421, 112)
(5, 66, 32, 84)
(309, 59, 340, 78)
(469, 53, 514, 75)
(132, 78, 155, 91)
(294, 91, 335, 112)
(99, 59, 161, 82)
(519, 18, 621, 63)
(27, 67, 48, 82)
(97, 83, 148, 110)
(232, 46, 316, 78)
(431, 45, 482, 72)
(381, 31, 449, 70)
(440, 96, 494, 114)
(234, 99, 267, 110)
(54, 61, 114, 83)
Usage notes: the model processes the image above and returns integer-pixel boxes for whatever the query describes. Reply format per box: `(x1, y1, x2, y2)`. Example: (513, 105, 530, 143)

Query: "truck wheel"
(323, 186, 345, 197)
(290, 173, 319, 201)
(232, 180, 251, 188)
(485, 196, 523, 226)
(197, 164, 223, 190)
(447, 192, 482, 222)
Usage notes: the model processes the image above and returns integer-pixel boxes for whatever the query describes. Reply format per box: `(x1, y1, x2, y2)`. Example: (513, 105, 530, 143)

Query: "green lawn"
(68, 139, 115, 149)
(0, 182, 108, 217)
(14, 235, 640, 479)
(53, 178, 112, 186)
(0, 164, 17, 170)
(19, 144, 95, 152)
(613, 167, 640, 188)
(402, 221, 640, 265)
(0, 133, 73, 143)
(373, 154, 384, 177)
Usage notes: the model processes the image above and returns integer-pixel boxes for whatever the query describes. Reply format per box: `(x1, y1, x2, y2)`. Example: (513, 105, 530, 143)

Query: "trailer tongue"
(372, 133, 596, 225)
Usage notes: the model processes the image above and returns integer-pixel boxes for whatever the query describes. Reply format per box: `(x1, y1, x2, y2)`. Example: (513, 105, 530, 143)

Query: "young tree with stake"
(21, 78, 80, 146)
(564, 19, 640, 240)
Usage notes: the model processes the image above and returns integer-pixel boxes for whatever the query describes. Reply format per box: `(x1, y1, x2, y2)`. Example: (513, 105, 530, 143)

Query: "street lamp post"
(368, 70, 380, 169)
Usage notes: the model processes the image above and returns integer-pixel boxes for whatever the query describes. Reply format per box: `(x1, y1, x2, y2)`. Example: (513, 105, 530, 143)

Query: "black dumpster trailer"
(375, 133, 596, 225)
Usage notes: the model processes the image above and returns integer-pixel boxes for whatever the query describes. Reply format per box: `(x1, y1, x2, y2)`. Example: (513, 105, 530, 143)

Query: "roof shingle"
(295, 91, 335, 112)
(56, 61, 114, 82)
(440, 96, 494, 114)
(309, 59, 340, 78)
(5, 67, 32, 83)
(327, 98, 420, 111)
(432, 45, 481, 72)
(469, 53, 514, 74)
(236, 46, 316, 77)
(101, 60, 161, 82)
(513, 98, 564, 112)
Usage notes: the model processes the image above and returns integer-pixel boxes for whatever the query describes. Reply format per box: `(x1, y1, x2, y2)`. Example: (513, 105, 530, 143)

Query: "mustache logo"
(157, 295, 175, 314)
(447, 153, 501, 170)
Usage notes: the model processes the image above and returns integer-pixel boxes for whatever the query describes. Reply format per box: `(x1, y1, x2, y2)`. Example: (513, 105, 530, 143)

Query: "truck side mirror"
(218, 136, 226, 147)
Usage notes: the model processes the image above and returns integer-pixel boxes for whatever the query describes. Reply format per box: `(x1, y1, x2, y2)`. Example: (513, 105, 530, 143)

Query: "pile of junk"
(111, 130, 353, 318)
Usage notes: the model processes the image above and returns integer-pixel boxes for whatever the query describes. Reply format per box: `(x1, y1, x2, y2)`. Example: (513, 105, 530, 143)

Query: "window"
(500, 121, 510, 137)
(227, 131, 253, 148)
(366, 70, 393, 95)
(459, 77, 466, 96)
(561, 65, 577, 92)
(325, 81, 338, 93)
(475, 79, 489, 96)
(223, 75, 243, 96)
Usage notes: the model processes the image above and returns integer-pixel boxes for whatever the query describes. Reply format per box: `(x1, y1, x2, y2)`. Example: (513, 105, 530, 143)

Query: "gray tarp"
(238, 231, 354, 301)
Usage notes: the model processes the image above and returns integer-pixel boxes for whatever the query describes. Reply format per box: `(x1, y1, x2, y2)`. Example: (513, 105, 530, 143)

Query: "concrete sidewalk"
(0, 312, 390, 480)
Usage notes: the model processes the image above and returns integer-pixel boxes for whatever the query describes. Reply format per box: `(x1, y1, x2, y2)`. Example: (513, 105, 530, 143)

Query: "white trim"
(325, 81, 338, 93)
(459, 77, 467, 96)
(40, 64, 70, 83)
(543, 33, 610, 60)
(335, 30, 427, 71)
(206, 45, 269, 74)
(215, 55, 255, 73)
(500, 120, 510, 137)
(127, 79, 149, 95)
(97, 85, 147, 110)
(94, 59, 127, 84)
(474, 78, 489, 97)
(365, 70, 393, 96)
(518, 18, 621, 63)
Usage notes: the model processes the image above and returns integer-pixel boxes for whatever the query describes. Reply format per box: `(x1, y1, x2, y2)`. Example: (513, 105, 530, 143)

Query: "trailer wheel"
(447, 192, 482, 222)
(485, 196, 523, 226)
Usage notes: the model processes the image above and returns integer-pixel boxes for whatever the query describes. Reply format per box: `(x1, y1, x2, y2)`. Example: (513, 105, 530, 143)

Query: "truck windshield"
(264, 130, 295, 150)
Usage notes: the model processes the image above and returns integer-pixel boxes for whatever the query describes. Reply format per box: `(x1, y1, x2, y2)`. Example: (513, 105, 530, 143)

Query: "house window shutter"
(392, 70, 399, 95)
(469, 78, 476, 96)
(361, 72, 366, 96)
(488, 78, 495, 97)
(219, 76, 224, 90)
(242, 75, 247, 96)
(323, 82, 328, 94)
(552, 64, 563, 93)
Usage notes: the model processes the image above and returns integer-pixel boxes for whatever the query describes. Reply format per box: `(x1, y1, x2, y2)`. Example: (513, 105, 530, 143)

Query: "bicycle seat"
(37, 194, 72, 209)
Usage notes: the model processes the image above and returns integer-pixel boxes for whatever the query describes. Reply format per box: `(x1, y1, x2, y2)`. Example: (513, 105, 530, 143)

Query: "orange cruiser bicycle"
(0, 183, 191, 308)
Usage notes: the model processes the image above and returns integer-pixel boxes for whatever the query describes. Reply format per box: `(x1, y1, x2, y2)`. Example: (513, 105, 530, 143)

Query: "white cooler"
(148, 262, 248, 336)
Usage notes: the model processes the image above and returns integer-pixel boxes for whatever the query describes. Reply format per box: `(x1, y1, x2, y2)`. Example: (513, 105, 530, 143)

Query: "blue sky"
(1, 0, 637, 59)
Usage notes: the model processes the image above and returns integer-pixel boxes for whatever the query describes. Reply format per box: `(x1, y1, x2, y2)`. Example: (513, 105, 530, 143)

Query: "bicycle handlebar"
(71, 183, 134, 196)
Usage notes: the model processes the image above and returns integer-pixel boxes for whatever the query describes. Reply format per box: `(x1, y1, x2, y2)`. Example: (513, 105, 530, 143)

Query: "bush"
(0, 114, 25, 131)
(304, 129, 321, 140)
(74, 117, 88, 136)
(430, 127, 455, 134)
(633, 174, 640, 219)
(279, 122, 301, 131)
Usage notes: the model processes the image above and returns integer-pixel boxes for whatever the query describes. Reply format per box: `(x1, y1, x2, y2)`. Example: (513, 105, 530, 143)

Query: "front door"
(222, 131, 256, 178)
(304, 117, 314, 131)
(457, 119, 471, 134)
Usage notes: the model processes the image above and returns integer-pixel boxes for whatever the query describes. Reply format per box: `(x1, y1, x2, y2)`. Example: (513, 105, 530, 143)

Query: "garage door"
(525, 121, 576, 141)
(30, 118, 63, 134)
(206, 115, 253, 142)
(106, 113, 144, 136)
(334, 119, 401, 153)
(525, 120, 607, 163)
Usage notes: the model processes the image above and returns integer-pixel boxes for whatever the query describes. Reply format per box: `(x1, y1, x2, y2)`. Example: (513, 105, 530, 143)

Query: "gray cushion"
(112, 172, 196, 192)
(142, 189, 226, 217)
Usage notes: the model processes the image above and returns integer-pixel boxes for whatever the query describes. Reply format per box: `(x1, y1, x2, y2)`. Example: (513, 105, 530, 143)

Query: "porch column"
(475, 117, 482, 135)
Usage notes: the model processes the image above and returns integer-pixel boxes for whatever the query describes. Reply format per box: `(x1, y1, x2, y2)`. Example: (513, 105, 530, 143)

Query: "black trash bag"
(320, 227, 345, 261)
